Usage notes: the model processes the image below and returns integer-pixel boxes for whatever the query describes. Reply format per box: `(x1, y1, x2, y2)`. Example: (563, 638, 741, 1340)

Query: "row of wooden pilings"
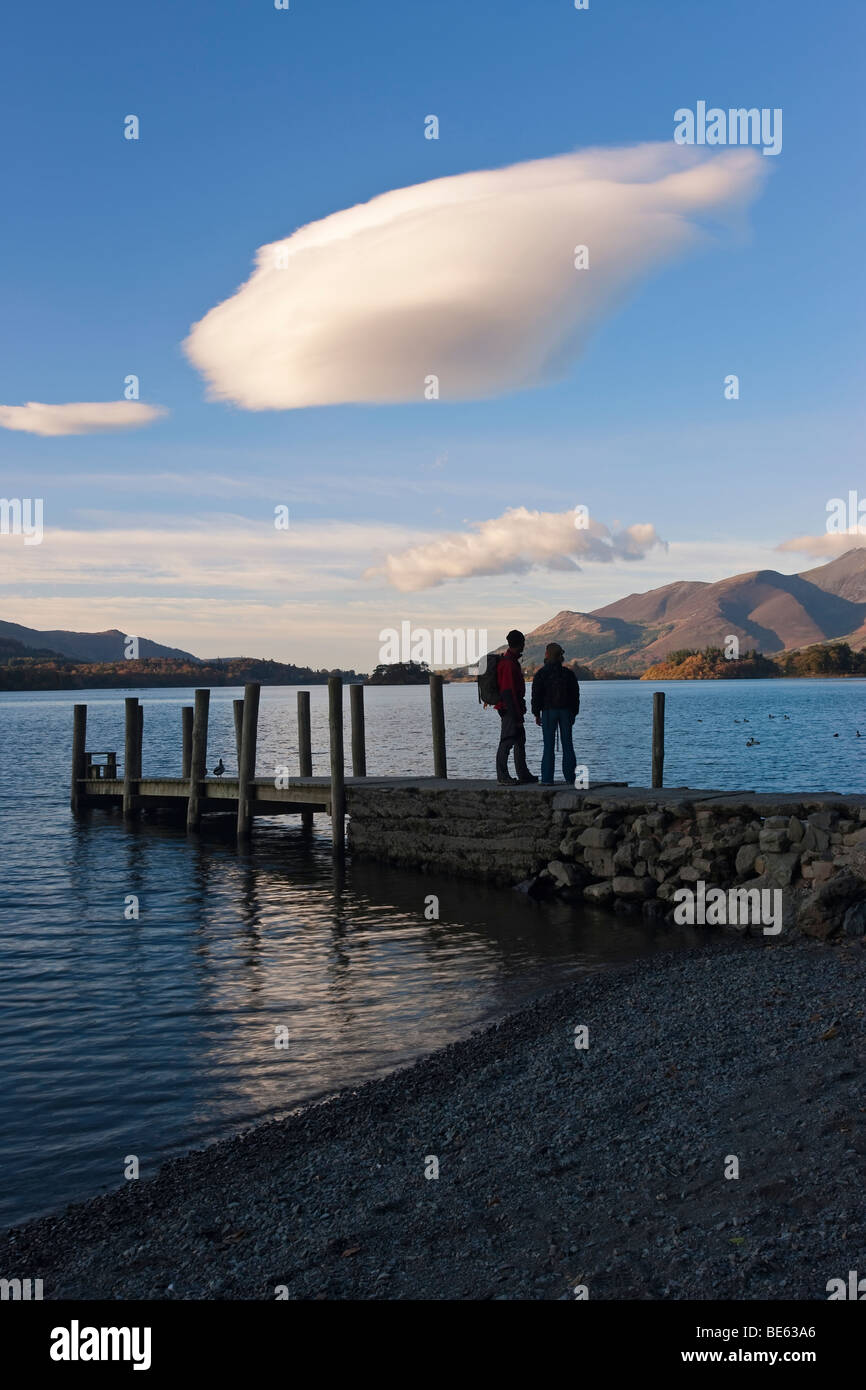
(70, 674, 450, 854)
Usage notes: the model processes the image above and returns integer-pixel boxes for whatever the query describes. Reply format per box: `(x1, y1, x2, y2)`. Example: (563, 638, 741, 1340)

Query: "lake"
(0, 678, 862, 1226)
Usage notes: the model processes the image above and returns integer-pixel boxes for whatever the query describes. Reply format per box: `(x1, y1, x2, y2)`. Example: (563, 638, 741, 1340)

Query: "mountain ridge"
(0, 621, 198, 664)
(519, 549, 866, 671)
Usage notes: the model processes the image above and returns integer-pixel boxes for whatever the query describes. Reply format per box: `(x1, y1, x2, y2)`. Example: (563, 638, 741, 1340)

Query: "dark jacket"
(495, 648, 526, 716)
(531, 660, 580, 718)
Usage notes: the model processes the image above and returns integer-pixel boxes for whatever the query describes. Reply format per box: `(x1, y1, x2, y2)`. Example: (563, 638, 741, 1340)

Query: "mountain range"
(3, 549, 866, 676)
(0, 621, 197, 663)
(520, 548, 866, 672)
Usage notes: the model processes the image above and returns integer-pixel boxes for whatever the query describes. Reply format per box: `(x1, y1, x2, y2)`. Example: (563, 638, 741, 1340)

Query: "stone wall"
(346, 783, 866, 939)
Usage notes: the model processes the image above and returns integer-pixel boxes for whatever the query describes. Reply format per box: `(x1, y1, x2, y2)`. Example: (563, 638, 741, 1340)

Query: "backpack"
(477, 653, 501, 705)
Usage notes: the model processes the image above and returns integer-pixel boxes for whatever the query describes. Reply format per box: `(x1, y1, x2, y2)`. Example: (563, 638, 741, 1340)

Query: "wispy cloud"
(776, 533, 866, 560)
(0, 522, 799, 667)
(184, 143, 766, 410)
(0, 401, 167, 436)
(365, 506, 667, 591)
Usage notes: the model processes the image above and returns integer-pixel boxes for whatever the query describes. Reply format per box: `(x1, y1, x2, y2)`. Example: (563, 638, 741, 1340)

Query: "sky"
(0, 0, 863, 669)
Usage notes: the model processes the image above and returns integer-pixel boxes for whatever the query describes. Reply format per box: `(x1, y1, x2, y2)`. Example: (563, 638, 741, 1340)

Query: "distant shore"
(0, 659, 364, 693)
(4, 937, 864, 1300)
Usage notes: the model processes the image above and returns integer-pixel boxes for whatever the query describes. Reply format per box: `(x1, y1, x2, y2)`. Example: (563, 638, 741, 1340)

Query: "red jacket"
(496, 648, 526, 714)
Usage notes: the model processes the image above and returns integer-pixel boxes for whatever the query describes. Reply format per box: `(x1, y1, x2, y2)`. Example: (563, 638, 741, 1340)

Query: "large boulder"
(612, 875, 656, 899)
(578, 827, 617, 850)
(761, 851, 801, 888)
(584, 881, 614, 905)
(796, 870, 863, 939)
(759, 827, 790, 853)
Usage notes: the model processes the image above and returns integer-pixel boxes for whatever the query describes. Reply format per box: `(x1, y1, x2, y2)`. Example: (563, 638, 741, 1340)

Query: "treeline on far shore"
(3, 642, 864, 692)
(366, 659, 633, 685)
(0, 656, 365, 691)
(641, 642, 866, 680)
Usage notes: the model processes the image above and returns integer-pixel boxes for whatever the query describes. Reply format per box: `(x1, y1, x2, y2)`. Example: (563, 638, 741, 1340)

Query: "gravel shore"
(4, 937, 865, 1300)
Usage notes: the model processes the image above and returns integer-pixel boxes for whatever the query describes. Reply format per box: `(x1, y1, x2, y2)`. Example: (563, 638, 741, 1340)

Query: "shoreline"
(3, 935, 864, 1301)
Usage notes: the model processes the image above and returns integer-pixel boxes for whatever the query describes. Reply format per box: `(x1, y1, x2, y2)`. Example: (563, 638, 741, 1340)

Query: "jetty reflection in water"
(3, 806, 702, 1227)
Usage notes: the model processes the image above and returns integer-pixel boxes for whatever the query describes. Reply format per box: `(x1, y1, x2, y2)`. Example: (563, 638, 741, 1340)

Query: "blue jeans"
(540, 708, 577, 784)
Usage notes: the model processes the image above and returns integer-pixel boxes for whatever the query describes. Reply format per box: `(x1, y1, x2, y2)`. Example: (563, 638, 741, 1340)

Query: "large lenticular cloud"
(183, 144, 766, 410)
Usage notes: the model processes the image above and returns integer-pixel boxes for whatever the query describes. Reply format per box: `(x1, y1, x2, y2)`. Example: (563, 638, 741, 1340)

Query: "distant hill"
(520, 549, 866, 673)
(0, 635, 64, 661)
(0, 620, 197, 663)
(0, 655, 365, 691)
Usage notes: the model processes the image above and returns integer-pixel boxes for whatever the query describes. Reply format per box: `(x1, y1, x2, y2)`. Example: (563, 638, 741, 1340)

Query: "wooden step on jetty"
(70, 674, 661, 856)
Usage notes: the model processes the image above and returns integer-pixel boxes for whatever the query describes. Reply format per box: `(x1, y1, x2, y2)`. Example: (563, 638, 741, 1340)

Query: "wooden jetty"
(70, 674, 660, 853)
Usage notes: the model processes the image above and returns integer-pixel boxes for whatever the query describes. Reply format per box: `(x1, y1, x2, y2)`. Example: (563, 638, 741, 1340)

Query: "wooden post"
(186, 689, 210, 831)
(123, 697, 141, 820)
(237, 682, 261, 841)
(71, 703, 87, 815)
(297, 690, 313, 830)
(430, 673, 447, 779)
(652, 690, 665, 789)
(350, 683, 366, 777)
(181, 706, 193, 779)
(328, 676, 345, 855)
(233, 698, 244, 768)
(297, 692, 312, 776)
(136, 704, 144, 813)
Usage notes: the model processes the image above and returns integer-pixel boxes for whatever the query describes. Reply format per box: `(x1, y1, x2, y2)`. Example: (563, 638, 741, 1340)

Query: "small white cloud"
(365, 506, 667, 592)
(184, 143, 766, 410)
(776, 533, 866, 560)
(0, 401, 167, 436)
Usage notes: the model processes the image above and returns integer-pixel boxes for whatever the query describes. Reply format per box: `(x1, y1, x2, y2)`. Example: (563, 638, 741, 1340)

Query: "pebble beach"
(3, 936, 865, 1301)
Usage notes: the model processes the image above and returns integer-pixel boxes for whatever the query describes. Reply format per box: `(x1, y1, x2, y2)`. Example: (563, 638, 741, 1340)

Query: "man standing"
(495, 629, 538, 785)
(531, 642, 580, 785)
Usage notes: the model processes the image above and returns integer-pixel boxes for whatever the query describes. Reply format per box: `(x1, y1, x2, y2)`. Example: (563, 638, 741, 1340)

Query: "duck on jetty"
(212, 758, 225, 777)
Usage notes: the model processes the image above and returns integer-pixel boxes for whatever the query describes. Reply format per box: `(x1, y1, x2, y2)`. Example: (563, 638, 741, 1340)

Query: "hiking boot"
(497, 775, 519, 785)
(517, 773, 539, 784)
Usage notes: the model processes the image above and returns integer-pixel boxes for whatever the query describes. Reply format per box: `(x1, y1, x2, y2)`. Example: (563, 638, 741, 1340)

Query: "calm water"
(0, 679, 862, 1227)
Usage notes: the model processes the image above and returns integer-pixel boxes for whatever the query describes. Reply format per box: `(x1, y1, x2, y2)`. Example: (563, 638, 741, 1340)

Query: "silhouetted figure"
(494, 629, 537, 784)
(212, 758, 225, 777)
(531, 642, 580, 785)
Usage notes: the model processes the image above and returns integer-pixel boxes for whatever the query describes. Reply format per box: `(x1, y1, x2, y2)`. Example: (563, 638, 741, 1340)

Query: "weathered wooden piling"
(186, 689, 210, 831)
(181, 706, 193, 780)
(430, 673, 447, 779)
(297, 690, 313, 830)
(123, 697, 142, 820)
(70, 704, 87, 815)
(350, 683, 366, 777)
(328, 676, 346, 854)
(237, 682, 261, 840)
(297, 692, 312, 776)
(652, 690, 665, 788)
(233, 698, 244, 768)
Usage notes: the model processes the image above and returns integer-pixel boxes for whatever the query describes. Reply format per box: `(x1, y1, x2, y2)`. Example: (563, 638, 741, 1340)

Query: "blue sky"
(0, 0, 863, 666)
